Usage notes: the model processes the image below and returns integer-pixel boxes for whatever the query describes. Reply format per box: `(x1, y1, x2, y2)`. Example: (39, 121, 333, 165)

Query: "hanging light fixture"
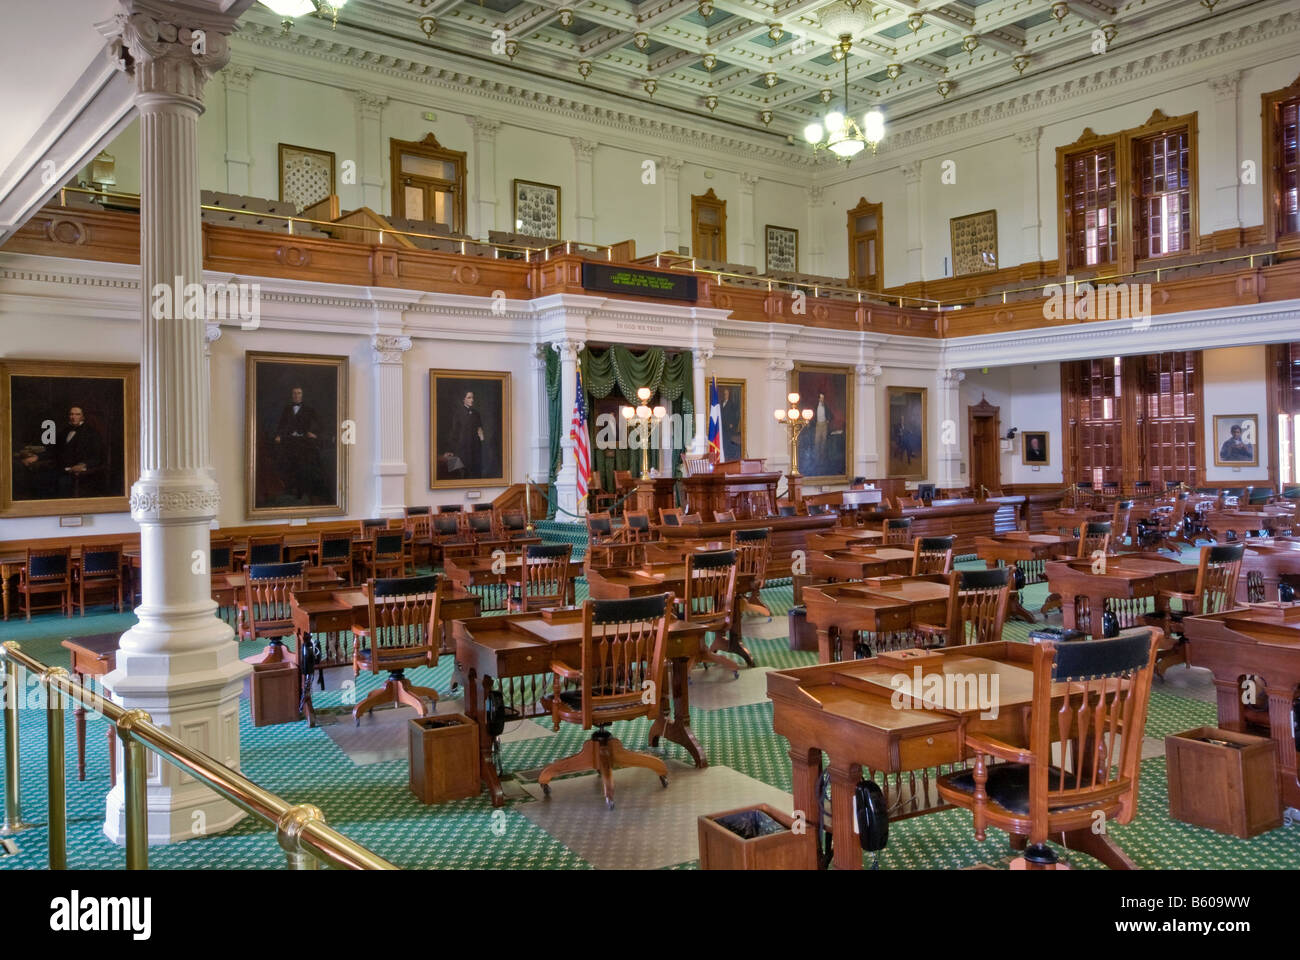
(803, 51, 884, 160)
(260, 0, 346, 32)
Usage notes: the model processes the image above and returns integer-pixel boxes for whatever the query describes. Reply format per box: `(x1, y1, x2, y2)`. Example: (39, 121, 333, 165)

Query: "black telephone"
(816, 772, 888, 869)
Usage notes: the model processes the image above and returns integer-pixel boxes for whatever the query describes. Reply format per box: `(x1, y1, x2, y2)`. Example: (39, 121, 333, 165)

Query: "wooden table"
(452, 608, 710, 806)
(288, 585, 481, 726)
(1239, 541, 1300, 603)
(801, 576, 952, 662)
(1202, 509, 1295, 542)
(1045, 554, 1193, 639)
(974, 532, 1078, 622)
(61, 633, 119, 784)
(807, 547, 917, 582)
(769, 640, 1108, 870)
(804, 529, 884, 552)
(585, 560, 758, 667)
(657, 514, 838, 579)
(1043, 508, 1109, 537)
(1183, 604, 1300, 810)
(442, 553, 582, 610)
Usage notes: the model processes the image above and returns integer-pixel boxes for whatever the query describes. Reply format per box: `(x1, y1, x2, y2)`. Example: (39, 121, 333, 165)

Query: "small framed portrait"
(1021, 430, 1050, 466)
(431, 370, 511, 488)
(512, 179, 561, 239)
(1, 360, 139, 517)
(950, 209, 998, 277)
(278, 143, 336, 213)
(245, 352, 349, 519)
(715, 378, 746, 461)
(792, 364, 853, 483)
(886, 386, 927, 479)
(765, 224, 798, 273)
(1213, 415, 1260, 467)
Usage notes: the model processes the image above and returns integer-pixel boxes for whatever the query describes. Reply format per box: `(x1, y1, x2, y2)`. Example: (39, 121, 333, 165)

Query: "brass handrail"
(0, 640, 396, 870)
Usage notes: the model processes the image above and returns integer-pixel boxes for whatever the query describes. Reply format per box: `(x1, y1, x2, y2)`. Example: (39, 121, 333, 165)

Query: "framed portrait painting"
(715, 377, 746, 461)
(512, 179, 560, 239)
(791, 364, 852, 483)
(950, 209, 998, 277)
(431, 370, 510, 489)
(1, 360, 139, 517)
(245, 352, 348, 519)
(886, 386, 927, 479)
(1021, 431, 1050, 466)
(1213, 414, 1260, 468)
(764, 225, 798, 273)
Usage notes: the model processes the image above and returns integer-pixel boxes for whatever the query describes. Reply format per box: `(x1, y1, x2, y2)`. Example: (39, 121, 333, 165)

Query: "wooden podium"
(681, 459, 781, 519)
(634, 477, 678, 518)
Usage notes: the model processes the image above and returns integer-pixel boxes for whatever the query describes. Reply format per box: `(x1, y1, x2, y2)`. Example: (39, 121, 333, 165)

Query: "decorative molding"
(900, 161, 923, 184)
(371, 334, 412, 364)
(857, 363, 884, 384)
(1208, 72, 1240, 101)
(204, 322, 222, 356)
(570, 137, 597, 160)
(354, 89, 389, 117)
(223, 64, 254, 93)
(551, 338, 585, 361)
(467, 116, 503, 137)
(129, 481, 222, 521)
(1015, 126, 1041, 152)
(102, 8, 233, 103)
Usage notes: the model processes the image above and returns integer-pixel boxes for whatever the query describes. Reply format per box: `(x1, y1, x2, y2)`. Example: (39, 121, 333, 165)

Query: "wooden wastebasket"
(786, 605, 818, 652)
(1165, 726, 1283, 838)
(409, 713, 480, 803)
(698, 804, 816, 870)
(248, 660, 302, 727)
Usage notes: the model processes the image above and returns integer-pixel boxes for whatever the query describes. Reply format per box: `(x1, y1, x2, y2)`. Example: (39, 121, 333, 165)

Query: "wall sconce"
(760, 109, 774, 126)
(698, 0, 713, 17)
(504, 38, 519, 59)
(702, 52, 717, 70)
(1051, 2, 1069, 22)
(1102, 22, 1117, 43)
(819, 88, 833, 103)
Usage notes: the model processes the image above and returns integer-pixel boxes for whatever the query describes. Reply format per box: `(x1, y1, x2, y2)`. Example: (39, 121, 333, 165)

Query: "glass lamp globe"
(637, 387, 652, 402)
(774, 409, 786, 421)
(863, 109, 885, 144)
(829, 138, 865, 158)
(621, 406, 635, 420)
(261, 0, 315, 15)
(636, 405, 651, 419)
(801, 409, 814, 421)
(787, 407, 800, 420)
(824, 111, 845, 134)
(787, 392, 800, 404)
(803, 122, 824, 144)
(653, 406, 666, 419)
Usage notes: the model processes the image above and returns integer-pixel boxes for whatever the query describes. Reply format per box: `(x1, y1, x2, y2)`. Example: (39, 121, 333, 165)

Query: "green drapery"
(544, 347, 562, 519)
(580, 346, 694, 495)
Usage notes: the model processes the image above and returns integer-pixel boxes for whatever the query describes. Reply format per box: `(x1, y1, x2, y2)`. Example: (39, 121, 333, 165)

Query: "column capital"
(939, 368, 965, 386)
(223, 63, 254, 93)
(1015, 126, 1041, 153)
(372, 334, 412, 364)
(694, 349, 714, 366)
(1208, 72, 1240, 101)
(204, 322, 222, 356)
(468, 116, 503, 138)
(129, 476, 222, 523)
(900, 161, 923, 184)
(857, 363, 883, 384)
(740, 171, 759, 190)
(552, 339, 585, 361)
(660, 156, 684, 175)
(808, 184, 825, 205)
(354, 89, 389, 117)
(767, 358, 794, 380)
(102, 2, 234, 103)
(571, 137, 598, 160)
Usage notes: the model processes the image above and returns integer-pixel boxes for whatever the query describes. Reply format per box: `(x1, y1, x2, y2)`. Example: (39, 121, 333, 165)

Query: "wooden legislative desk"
(451, 608, 710, 805)
(1045, 554, 1194, 639)
(864, 500, 1003, 553)
(974, 532, 1078, 622)
(1202, 509, 1295, 542)
(656, 514, 837, 579)
(681, 466, 782, 520)
(633, 476, 678, 517)
(288, 585, 481, 726)
(585, 560, 758, 667)
(1042, 508, 1110, 536)
(807, 547, 917, 583)
(803, 488, 886, 525)
(801, 577, 952, 662)
(769, 640, 1097, 871)
(442, 553, 582, 610)
(1239, 541, 1300, 603)
(805, 528, 883, 551)
(1183, 605, 1300, 810)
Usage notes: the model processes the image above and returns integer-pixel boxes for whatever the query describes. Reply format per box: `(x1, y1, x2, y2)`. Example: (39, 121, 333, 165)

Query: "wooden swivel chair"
(659, 508, 684, 526)
(367, 531, 406, 581)
(912, 535, 956, 576)
(359, 517, 388, 538)
(404, 512, 433, 570)
(623, 510, 654, 543)
(730, 527, 772, 617)
(465, 509, 505, 554)
(431, 512, 473, 565)
(681, 512, 703, 524)
(882, 516, 913, 545)
(239, 561, 306, 664)
(539, 593, 673, 809)
(1144, 543, 1244, 678)
(937, 630, 1161, 869)
(350, 575, 442, 726)
(209, 538, 235, 575)
(914, 568, 1012, 647)
(1079, 521, 1112, 557)
(1111, 500, 1134, 548)
(496, 508, 532, 543)
(246, 534, 285, 567)
(317, 532, 355, 586)
(680, 549, 741, 677)
(588, 472, 618, 515)
(510, 543, 573, 611)
(18, 546, 73, 620)
(75, 543, 125, 615)
(777, 504, 799, 517)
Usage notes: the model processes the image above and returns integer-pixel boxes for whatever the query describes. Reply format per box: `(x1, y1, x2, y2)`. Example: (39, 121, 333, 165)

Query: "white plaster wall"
(1203, 345, 1271, 484)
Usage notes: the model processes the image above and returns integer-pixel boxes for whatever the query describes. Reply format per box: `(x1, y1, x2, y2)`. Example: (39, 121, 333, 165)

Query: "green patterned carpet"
(1, 552, 1297, 870)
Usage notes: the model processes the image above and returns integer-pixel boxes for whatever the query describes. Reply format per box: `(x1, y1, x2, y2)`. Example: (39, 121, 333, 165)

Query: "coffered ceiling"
(246, 0, 1237, 139)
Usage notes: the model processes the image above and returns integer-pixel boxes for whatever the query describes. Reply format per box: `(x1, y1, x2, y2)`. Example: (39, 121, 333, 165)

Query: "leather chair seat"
(557, 687, 633, 712)
(942, 763, 1090, 816)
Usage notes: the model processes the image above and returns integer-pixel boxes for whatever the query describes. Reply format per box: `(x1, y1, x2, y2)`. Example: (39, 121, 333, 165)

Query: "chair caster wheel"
(542, 783, 551, 797)
(732, 671, 740, 680)
(605, 798, 615, 810)
(659, 776, 669, 788)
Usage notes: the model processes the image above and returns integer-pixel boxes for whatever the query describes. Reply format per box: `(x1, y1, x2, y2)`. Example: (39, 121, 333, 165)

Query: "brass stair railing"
(1, 640, 395, 870)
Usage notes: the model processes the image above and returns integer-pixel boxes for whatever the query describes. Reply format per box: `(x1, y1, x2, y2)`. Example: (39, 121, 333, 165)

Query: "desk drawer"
(898, 728, 960, 768)
(498, 646, 549, 677)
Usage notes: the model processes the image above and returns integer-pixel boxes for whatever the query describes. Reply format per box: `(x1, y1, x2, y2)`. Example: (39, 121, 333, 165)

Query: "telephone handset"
(816, 771, 889, 869)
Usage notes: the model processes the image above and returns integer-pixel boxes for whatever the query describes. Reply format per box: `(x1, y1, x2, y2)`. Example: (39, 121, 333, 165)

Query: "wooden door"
(691, 189, 727, 262)
(847, 197, 883, 292)
(968, 398, 1001, 495)
(390, 133, 466, 232)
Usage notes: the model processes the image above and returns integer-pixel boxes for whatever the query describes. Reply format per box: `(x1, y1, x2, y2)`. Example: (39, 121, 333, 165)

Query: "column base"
(103, 617, 251, 846)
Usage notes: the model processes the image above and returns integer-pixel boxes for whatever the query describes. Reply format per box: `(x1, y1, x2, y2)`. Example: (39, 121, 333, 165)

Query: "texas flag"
(707, 375, 722, 463)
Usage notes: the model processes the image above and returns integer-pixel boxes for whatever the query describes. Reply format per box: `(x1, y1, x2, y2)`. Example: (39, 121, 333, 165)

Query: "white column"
(661, 157, 683, 253)
(571, 138, 596, 243)
(222, 65, 253, 195)
(354, 91, 387, 212)
(468, 117, 501, 237)
(1016, 127, 1041, 266)
(855, 363, 882, 480)
(529, 344, 550, 481)
(372, 335, 410, 517)
(690, 349, 712, 454)
(552, 339, 584, 521)
(807, 184, 825, 275)
(738, 172, 757, 268)
(902, 160, 924, 282)
(1208, 73, 1242, 239)
(767, 358, 794, 473)
(935, 369, 966, 489)
(102, 2, 249, 845)
(204, 322, 221, 481)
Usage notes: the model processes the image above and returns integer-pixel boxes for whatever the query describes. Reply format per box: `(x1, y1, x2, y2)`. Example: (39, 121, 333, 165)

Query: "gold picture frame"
(1, 360, 140, 518)
(790, 363, 853, 483)
(764, 224, 798, 273)
(1020, 430, 1051, 466)
(430, 369, 511, 489)
(950, 209, 998, 277)
(886, 386, 928, 480)
(1212, 414, 1260, 468)
(278, 143, 336, 213)
(245, 352, 348, 519)
(715, 377, 747, 461)
(512, 179, 561, 239)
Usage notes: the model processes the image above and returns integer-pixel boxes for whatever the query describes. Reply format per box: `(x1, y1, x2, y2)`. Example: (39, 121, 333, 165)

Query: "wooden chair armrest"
(964, 733, 1033, 764)
(551, 659, 582, 681)
(1158, 590, 1199, 611)
(914, 622, 947, 635)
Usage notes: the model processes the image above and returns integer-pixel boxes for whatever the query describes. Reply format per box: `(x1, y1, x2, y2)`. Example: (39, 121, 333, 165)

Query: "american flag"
(571, 362, 591, 502)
